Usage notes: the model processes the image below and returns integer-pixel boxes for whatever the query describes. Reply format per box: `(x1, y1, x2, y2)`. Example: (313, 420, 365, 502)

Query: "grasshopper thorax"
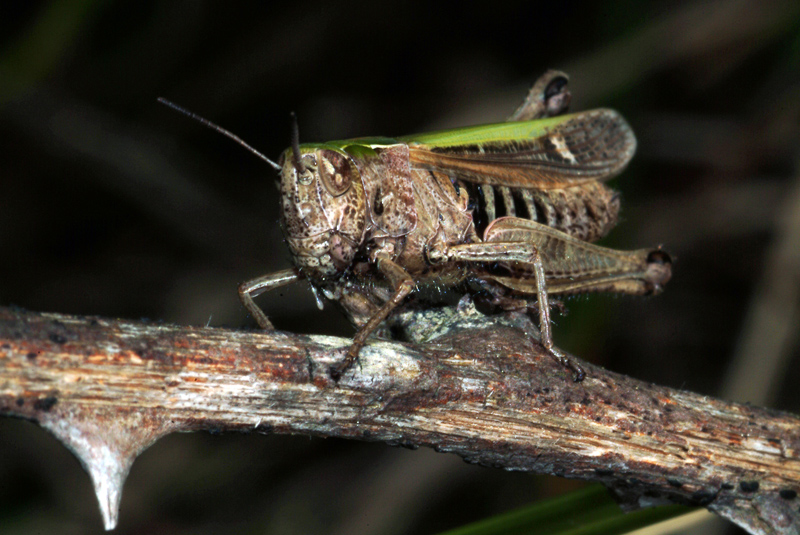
(279, 145, 367, 282)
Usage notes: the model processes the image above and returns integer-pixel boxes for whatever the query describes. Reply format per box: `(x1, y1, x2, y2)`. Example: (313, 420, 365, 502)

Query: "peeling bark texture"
(0, 303, 798, 534)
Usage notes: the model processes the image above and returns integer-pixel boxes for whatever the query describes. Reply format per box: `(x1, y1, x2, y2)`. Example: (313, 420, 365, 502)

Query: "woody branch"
(0, 305, 798, 534)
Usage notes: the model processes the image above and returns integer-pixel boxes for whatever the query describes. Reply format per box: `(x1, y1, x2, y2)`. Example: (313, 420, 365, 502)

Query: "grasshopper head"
(279, 145, 367, 282)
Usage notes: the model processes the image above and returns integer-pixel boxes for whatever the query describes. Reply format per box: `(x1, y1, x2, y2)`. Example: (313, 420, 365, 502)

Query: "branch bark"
(0, 304, 798, 534)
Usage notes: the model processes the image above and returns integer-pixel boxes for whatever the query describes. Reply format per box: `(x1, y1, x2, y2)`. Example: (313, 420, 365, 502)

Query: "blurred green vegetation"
(2, 1, 799, 534)
(436, 485, 692, 535)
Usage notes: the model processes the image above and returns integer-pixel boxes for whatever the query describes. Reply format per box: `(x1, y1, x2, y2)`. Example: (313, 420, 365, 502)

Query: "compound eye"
(318, 149, 356, 196)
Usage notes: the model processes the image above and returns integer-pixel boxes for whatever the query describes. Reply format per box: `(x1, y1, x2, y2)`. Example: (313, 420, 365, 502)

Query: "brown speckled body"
(286, 144, 480, 328)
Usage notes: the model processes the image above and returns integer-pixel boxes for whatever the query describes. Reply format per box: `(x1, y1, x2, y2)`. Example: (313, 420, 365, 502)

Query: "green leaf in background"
(436, 484, 693, 535)
(0, 0, 104, 102)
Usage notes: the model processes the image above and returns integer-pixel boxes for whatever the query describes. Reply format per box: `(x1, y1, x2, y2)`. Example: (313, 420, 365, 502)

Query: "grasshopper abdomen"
(465, 180, 621, 243)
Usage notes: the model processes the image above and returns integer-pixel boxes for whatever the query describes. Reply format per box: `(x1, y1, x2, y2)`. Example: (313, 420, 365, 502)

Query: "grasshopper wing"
(403, 109, 635, 189)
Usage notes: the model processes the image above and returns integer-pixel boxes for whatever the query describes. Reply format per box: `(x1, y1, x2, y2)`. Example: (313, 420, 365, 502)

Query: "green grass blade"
(436, 485, 694, 535)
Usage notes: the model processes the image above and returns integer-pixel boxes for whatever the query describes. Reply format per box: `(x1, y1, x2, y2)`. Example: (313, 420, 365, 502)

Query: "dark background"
(1, 1, 799, 533)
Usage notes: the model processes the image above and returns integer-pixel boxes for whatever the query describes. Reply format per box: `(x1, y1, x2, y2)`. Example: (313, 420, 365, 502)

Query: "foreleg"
(238, 268, 302, 330)
(330, 256, 415, 380)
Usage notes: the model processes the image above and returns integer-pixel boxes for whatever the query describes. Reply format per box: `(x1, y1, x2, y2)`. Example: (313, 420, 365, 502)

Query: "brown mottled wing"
(404, 109, 636, 189)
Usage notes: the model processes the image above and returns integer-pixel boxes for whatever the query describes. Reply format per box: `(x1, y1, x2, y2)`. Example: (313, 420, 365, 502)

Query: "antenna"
(289, 111, 305, 175)
(157, 97, 282, 172)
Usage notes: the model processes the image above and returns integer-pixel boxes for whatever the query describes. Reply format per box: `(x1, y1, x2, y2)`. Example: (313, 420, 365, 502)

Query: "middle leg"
(429, 241, 585, 381)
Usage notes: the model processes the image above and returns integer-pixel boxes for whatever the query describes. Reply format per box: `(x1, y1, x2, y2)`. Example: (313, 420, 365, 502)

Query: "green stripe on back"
(397, 112, 581, 147)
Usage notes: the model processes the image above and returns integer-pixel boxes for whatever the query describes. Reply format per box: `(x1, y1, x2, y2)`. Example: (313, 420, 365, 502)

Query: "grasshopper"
(160, 71, 671, 382)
